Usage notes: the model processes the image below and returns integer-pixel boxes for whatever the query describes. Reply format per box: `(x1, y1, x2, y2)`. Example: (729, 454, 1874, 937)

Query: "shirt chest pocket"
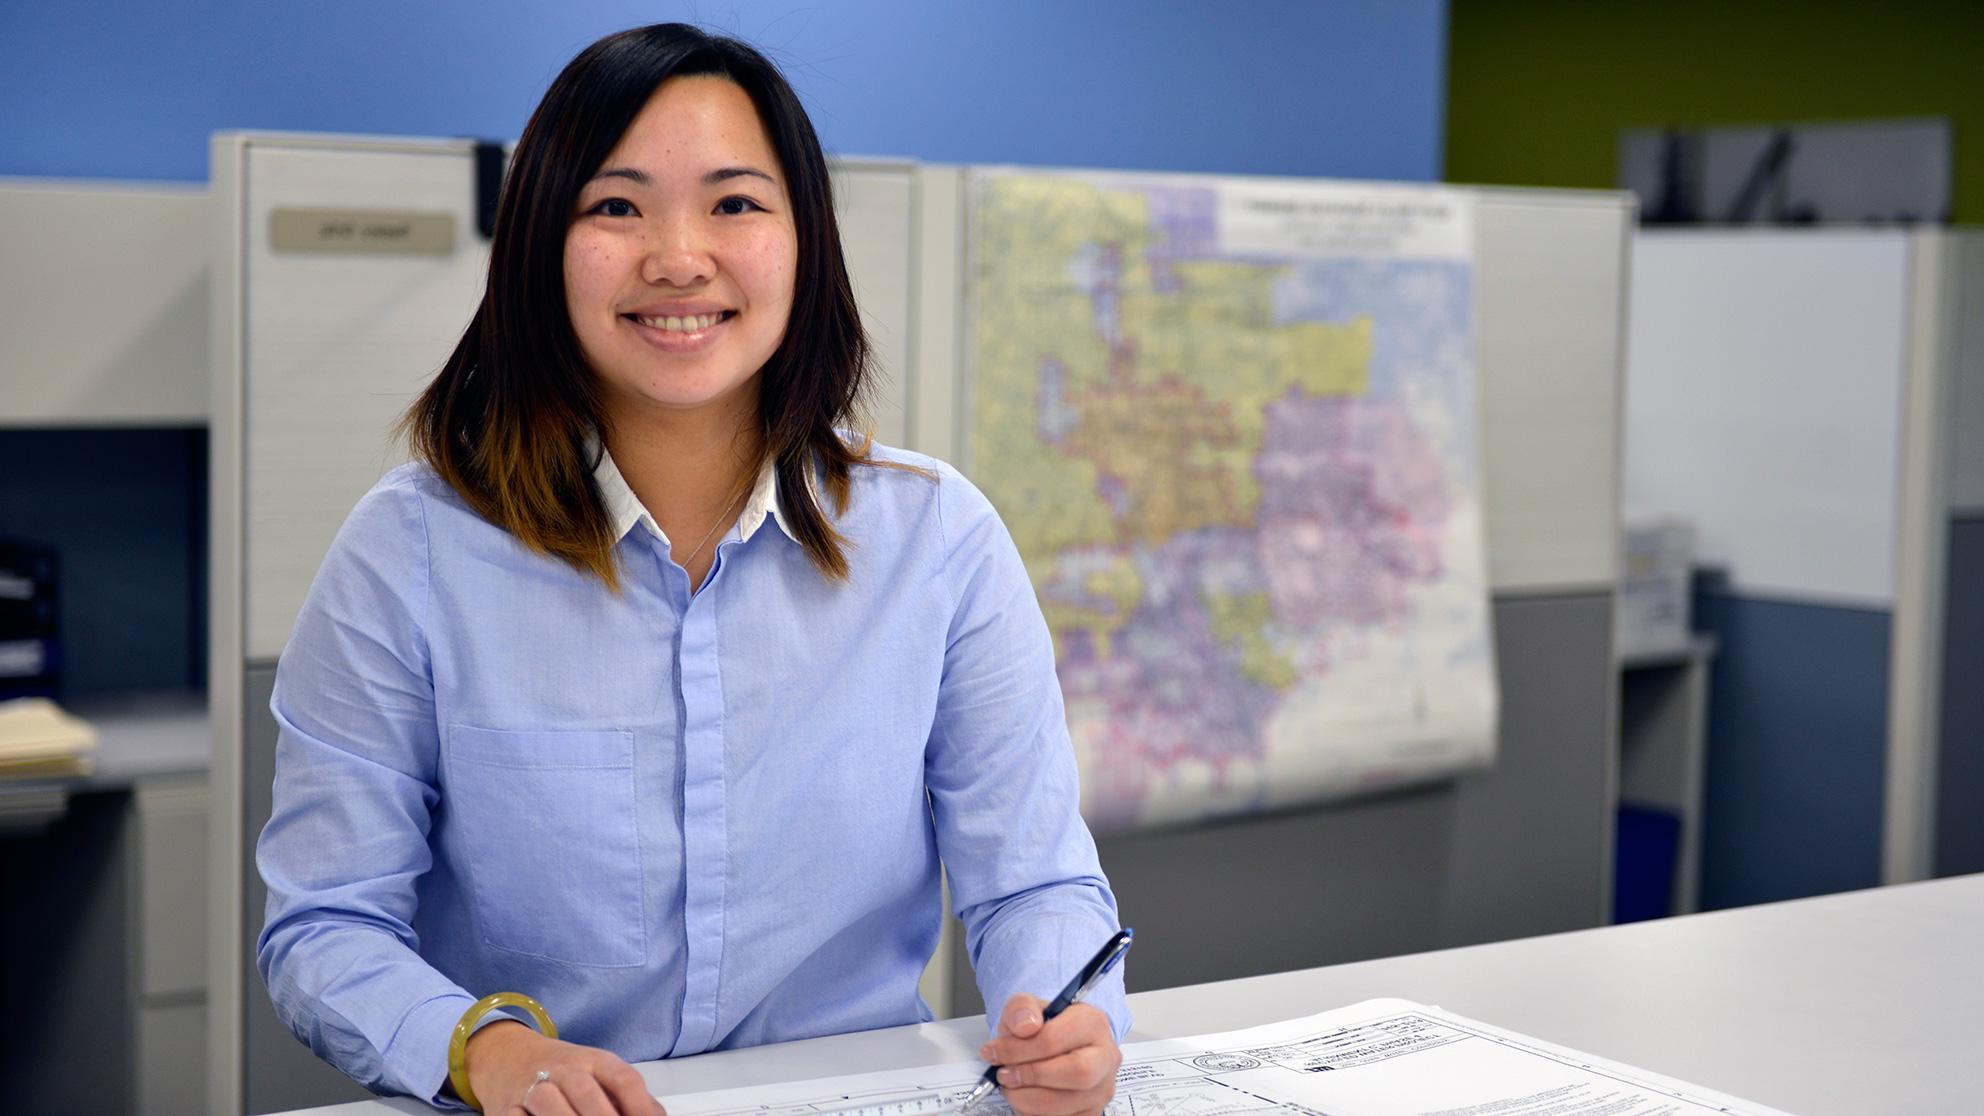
(444, 725, 647, 968)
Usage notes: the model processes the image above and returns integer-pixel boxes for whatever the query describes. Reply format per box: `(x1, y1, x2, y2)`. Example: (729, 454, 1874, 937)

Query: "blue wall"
(0, 1, 1447, 184)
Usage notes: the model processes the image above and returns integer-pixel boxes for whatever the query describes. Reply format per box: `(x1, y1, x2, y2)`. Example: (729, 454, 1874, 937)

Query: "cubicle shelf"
(0, 689, 207, 830)
(66, 689, 210, 782)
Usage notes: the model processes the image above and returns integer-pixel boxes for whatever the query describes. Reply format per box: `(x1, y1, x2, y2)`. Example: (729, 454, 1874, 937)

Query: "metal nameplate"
(269, 208, 456, 255)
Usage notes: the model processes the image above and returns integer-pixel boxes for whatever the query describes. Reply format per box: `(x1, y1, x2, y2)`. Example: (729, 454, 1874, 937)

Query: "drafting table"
(270, 873, 1982, 1115)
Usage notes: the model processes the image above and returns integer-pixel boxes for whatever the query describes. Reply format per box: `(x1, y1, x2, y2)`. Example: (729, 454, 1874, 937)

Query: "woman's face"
(564, 76, 798, 429)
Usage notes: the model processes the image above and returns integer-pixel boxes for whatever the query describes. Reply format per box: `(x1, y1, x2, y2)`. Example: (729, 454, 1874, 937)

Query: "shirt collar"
(590, 440, 797, 548)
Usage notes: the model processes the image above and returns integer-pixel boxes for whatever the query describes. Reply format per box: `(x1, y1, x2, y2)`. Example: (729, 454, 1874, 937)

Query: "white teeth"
(636, 312, 723, 332)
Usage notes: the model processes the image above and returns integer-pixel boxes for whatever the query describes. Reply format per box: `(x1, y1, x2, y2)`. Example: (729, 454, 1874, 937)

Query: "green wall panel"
(1446, 1, 1983, 222)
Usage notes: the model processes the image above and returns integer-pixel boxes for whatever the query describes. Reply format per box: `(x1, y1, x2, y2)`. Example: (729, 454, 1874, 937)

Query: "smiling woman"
(562, 77, 799, 508)
(399, 24, 870, 592)
(255, 22, 1130, 1116)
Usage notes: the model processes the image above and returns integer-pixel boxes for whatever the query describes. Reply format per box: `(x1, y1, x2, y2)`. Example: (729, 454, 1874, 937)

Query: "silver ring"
(522, 1068, 552, 1104)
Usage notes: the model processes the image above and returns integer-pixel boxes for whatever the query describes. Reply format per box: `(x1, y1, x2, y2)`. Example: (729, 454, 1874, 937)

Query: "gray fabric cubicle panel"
(241, 662, 371, 1113)
(1936, 517, 1984, 877)
(1433, 592, 1616, 945)
(1937, 236, 1984, 876)
(1948, 237, 1984, 516)
(946, 589, 1613, 1011)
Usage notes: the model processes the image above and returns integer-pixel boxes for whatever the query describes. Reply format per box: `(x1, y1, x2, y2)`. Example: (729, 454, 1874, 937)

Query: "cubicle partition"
(1932, 235, 1984, 878)
(1, 179, 214, 1116)
(1018, 187, 1632, 1003)
(205, 133, 922, 1114)
(1622, 229, 1984, 907)
(207, 134, 1632, 1113)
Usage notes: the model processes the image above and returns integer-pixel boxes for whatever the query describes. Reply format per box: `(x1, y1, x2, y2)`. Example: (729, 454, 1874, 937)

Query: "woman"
(256, 22, 1129, 1116)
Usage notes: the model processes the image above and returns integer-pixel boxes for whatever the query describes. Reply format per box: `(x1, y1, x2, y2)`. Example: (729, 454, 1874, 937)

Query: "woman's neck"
(603, 396, 764, 573)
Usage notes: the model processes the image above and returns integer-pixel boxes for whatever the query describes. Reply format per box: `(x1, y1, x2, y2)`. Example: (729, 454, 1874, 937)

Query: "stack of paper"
(0, 698, 97, 778)
(661, 998, 1795, 1116)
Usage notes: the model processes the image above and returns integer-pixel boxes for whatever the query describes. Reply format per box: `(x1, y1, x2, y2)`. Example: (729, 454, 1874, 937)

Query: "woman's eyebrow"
(589, 166, 650, 186)
(704, 166, 776, 186)
(583, 166, 776, 187)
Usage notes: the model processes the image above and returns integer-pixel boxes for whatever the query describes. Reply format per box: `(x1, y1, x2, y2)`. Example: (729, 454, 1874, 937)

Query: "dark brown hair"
(400, 23, 877, 588)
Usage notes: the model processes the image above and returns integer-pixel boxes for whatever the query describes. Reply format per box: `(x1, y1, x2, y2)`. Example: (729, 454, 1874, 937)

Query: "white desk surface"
(276, 873, 1984, 1116)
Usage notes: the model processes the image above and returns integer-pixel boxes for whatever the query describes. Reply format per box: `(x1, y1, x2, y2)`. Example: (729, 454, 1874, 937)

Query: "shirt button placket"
(670, 544, 727, 1056)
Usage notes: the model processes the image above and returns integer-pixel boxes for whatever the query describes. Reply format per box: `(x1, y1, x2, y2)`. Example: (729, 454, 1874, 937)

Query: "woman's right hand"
(464, 1020, 667, 1115)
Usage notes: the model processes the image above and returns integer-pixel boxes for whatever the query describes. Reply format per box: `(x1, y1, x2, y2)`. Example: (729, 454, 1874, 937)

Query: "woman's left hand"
(979, 995, 1121, 1116)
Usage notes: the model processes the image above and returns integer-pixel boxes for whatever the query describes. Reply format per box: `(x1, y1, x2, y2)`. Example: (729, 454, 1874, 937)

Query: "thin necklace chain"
(679, 485, 746, 572)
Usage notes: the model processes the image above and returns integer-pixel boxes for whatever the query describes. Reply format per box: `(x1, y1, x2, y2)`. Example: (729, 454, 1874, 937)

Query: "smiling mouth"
(625, 311, 734, 332)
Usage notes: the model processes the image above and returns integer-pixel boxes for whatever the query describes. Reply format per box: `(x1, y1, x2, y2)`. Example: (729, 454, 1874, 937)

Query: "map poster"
(964, 168, 1497, 834)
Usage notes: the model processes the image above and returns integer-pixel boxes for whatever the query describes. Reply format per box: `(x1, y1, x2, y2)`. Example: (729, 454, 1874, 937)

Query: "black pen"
(958, 928, 1134, 1112)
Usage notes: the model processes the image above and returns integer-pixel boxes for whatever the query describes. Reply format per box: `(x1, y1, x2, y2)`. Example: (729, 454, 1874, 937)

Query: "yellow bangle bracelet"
(447, 991, 558, 1112)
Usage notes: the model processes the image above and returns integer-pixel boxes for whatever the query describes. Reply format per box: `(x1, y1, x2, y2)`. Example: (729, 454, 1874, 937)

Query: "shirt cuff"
(387, 992, 538, 1110)
(980, 974, 1130, 1043)
(976, 919, 1133, 1042)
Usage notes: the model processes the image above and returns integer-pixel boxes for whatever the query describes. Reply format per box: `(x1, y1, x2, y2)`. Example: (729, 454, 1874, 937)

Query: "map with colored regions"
(965, 169, 1497, 833)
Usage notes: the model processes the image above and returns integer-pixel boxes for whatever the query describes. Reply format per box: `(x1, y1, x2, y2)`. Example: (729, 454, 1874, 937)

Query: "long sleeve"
(261, 448, 1128, 1102)
(922, 465, 1131, 1039)
(255, 477, 489, 1105)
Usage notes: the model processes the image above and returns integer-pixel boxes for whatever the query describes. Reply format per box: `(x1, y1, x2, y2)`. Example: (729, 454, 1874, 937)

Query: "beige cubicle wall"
(0, 178, 209, 427)
(921, 178, 1634, 1011)
(207, 134, 1632, 1113)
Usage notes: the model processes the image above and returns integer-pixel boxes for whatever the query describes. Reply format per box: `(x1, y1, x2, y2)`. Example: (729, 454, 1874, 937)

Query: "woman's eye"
(589, 198, 637, 218)
(715, 196, 764, 216)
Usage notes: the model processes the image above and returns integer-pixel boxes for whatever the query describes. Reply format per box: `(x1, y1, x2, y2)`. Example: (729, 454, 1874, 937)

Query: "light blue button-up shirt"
(256, 443, 1128, 1105)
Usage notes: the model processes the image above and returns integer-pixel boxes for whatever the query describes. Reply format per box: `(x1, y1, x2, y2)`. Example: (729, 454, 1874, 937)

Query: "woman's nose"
(640, 216, 715, 287)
